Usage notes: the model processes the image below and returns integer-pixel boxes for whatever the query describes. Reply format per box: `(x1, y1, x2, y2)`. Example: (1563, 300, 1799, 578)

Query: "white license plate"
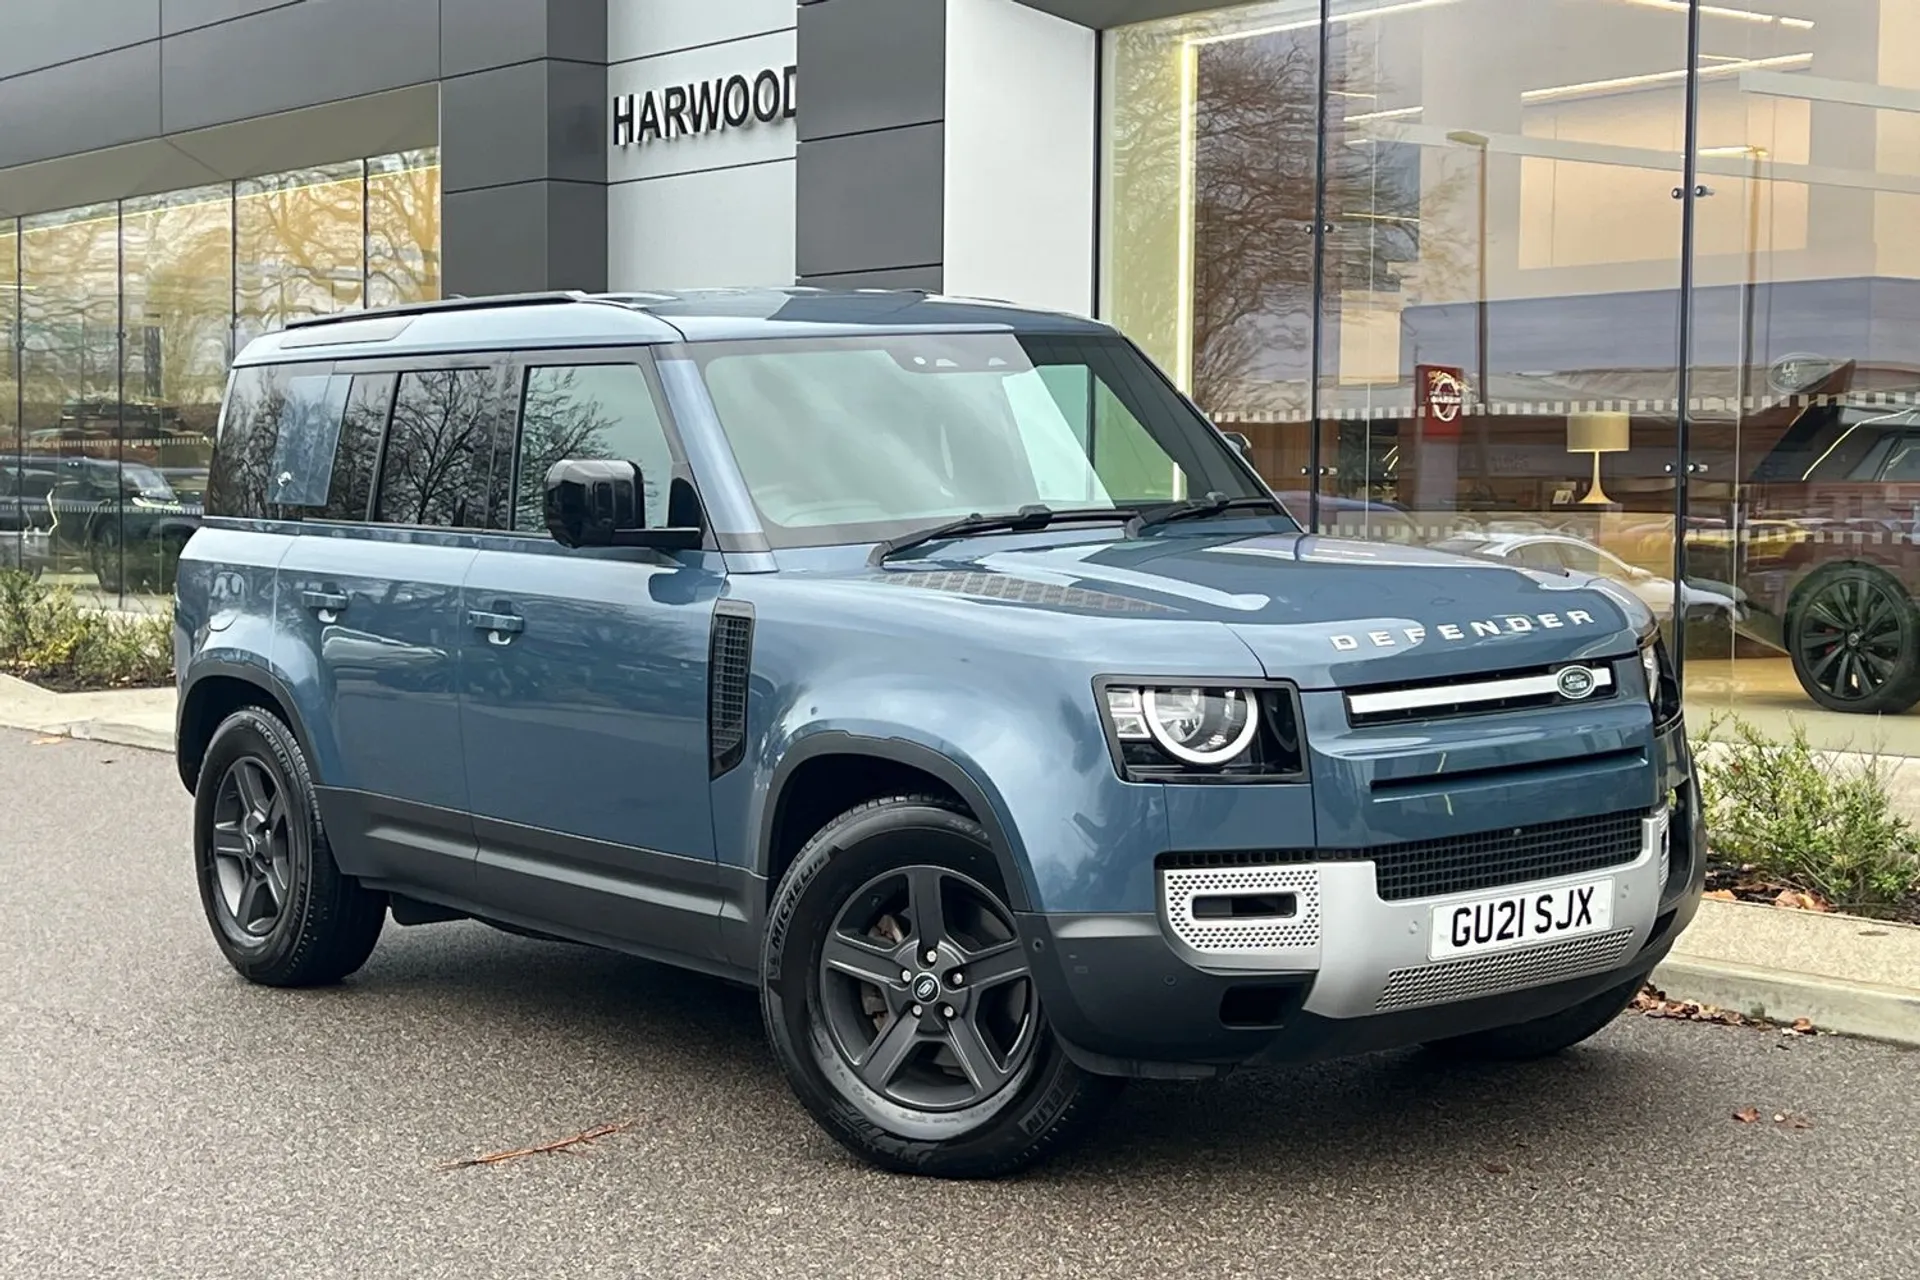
(1428, 877, 1614, 960)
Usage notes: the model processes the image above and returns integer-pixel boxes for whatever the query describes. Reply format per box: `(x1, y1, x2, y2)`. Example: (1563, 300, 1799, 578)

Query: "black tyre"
(1423, 972, 1643, 1062)
(761, 796, 1118, 1178)
(1787, 565, 1920, 714)
(193, 707, 385, 986)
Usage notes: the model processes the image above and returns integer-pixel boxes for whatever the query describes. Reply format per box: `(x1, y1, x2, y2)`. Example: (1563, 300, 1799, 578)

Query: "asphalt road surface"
(3, 728, 1917, 1280)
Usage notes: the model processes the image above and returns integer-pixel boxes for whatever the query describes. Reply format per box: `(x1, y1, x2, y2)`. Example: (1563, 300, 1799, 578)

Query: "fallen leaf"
(1774, 889, 1832, 912)
(1789, 1018, 1816, 1036)
(1704, 889, 1738, 902)
(1483, 1161, 1512, 1175)
(28, 736, 62, 746)
(1778, 1114, 1814, 1130)
(1732, 1107, 1761, 1123)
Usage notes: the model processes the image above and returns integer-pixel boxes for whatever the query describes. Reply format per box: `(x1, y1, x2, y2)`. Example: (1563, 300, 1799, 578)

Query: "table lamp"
(1566, 411, 1629, 505)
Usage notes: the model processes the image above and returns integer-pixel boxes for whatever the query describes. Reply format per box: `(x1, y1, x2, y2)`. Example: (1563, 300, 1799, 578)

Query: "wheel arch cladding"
(759, 733, 1034, 913)
(176, 666, 314, 794)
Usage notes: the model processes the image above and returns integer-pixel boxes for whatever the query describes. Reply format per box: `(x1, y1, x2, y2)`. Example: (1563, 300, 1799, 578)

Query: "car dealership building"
(1, 0, 1914, 744)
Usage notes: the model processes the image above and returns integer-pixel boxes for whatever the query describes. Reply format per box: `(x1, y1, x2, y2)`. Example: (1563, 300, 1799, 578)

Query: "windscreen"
(692, 332, 1278, 547)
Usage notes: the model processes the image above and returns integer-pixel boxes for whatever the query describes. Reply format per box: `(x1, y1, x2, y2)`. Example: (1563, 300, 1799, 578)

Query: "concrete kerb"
(0, 674, 177, 755)
(3, 678, 1916, 1045)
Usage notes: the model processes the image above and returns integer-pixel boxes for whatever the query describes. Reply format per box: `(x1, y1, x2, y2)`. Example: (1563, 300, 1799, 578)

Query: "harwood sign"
(612, 65, 797, 146)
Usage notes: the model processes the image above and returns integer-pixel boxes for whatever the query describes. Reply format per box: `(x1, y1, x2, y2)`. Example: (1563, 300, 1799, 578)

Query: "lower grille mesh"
(1330, 809, 1646, 901)
(1375, 928, 1636, 1012)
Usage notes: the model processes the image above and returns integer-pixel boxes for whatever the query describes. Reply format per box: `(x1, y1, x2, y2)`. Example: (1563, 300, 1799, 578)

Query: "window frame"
(497, 345, 708, 548)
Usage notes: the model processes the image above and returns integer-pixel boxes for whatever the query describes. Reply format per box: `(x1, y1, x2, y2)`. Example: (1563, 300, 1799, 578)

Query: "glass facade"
(0, 148, 440, 610)
(1105, 0, 1920, 752)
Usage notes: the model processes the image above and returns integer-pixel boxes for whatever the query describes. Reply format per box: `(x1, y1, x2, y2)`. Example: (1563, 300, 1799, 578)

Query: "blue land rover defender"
(174, 289, 1703, 1178)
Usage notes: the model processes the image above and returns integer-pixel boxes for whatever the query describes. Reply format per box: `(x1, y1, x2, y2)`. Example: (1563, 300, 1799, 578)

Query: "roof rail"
(279, 291, 592, 330)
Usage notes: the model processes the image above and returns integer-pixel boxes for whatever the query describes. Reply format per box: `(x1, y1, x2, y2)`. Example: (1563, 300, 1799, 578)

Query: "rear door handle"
(301, 589, 348, 622)
(467, 609, 526, 642)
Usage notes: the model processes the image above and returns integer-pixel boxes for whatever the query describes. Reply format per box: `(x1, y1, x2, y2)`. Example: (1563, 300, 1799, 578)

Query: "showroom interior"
(1, 0, 1915, 749)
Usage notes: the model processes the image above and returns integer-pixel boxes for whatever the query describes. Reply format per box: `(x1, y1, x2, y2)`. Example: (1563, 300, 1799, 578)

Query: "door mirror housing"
(543, 459, 703, 551)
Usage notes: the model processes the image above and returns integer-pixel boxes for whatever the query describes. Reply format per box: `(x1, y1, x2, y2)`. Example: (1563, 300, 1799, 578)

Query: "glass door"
(1682, 0, 1920, 750)
(1314, 0, 1695, 621)
(1103, 3, 1323, 519)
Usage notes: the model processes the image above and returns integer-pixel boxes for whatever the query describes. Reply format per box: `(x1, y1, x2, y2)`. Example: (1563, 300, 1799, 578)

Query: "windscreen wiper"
(1125, 492, 1287, 536)
(869, 504, 1140, 566)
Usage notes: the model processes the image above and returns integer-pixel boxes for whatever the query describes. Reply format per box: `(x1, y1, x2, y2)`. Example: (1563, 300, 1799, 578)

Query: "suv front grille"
(1344, 660, 1621, 727)
(1161, 808, 1648, 902)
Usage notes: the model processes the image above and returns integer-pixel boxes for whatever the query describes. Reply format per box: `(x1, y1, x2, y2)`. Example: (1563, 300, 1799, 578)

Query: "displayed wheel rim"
(208, 757, 294, 938)
(815, 865, 1037, 1113)
(1796, 576, 1909, 703)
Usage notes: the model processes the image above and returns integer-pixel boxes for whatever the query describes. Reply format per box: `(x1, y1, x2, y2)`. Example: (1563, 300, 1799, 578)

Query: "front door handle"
(301, 589, 348, 623)
(467, 609, 526, 643)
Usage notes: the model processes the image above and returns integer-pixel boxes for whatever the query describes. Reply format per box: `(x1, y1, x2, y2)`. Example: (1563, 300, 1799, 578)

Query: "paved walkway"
(2, 680, 1915, 1046)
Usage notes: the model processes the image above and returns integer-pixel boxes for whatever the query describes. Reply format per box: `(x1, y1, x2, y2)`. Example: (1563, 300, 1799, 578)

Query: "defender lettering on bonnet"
(1330, 610, 1597, 651)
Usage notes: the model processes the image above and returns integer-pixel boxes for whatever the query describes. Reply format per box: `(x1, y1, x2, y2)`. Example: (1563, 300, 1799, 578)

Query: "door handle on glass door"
(301, 589, 348, 623)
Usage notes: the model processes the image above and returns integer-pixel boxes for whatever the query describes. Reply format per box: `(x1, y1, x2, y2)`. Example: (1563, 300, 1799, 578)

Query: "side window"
(513, 364, 676, 532)
(374, 368, 498, 529)
(321, 373, 395, 522)
(266, 374, 351, 508)
(207, 362, 331, 518)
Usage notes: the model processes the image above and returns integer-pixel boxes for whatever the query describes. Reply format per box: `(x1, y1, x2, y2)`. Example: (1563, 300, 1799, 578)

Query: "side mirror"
(1222, 430, 1253, 459)
(543, 459, 703, 551)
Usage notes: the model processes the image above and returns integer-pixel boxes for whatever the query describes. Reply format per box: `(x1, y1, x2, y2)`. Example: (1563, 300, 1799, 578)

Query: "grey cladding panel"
(0, 45, 162, 172)
(442, 180, 607, 297)
(440, 63, 552, 193)
(795, 123, 944, 278)
(0, 0, 158, 80)
(443, 183, 552, 298)
(159, 0, 439, 133)
(440, 0, 606, 75)
(798, 266, 944, 291)
(1012, 0, 1214, 25)
(161, 0, 301, 36)
(796, 0, 945, 141)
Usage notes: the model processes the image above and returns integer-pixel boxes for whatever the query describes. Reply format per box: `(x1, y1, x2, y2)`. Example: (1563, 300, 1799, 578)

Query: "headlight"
(1099, 682, 1305, 781)
(1640, 633, 1681, 726)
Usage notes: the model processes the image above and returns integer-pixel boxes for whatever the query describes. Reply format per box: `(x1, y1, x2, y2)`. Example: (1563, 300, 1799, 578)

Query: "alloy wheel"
(815, 864, 1037, 1113)
(208, 757, 294, 938)
(1796, 575, 1909, 703)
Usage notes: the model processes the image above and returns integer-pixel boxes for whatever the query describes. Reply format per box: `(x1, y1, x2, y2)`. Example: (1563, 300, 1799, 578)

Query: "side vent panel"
(708, 602, 755, 778)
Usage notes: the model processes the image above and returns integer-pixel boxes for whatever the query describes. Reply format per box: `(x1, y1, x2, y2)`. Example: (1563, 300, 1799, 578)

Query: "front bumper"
(1019, 796, 1705, 1078)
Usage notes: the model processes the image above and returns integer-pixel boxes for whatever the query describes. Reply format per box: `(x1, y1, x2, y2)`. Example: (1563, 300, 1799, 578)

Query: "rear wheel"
(193, 707, 386, 986)
(761, 796, 1118, 1177)
(1787, 566, 1920, 714)
(1423, 973, 1643, 1062)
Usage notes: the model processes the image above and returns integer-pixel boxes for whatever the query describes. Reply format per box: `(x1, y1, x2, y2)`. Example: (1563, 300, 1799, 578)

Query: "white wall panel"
(609, 29, 798, 183)
(609, 0, 796, 65)
(606, 1, 798, 292)
(943, 0, 1097, 315)
(609, 162, 797, 290)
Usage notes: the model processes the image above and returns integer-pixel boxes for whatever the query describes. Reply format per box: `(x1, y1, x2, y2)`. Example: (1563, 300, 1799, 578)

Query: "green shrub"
(1697, 715, 1920, 916)
(0, 570, 173, 691)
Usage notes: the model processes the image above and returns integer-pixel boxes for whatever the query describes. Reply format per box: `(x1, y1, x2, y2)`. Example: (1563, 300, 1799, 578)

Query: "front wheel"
(193, 707, 386, 986)
(761, 796, 1118, 1177)
(1787, 566, 1920, 714)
